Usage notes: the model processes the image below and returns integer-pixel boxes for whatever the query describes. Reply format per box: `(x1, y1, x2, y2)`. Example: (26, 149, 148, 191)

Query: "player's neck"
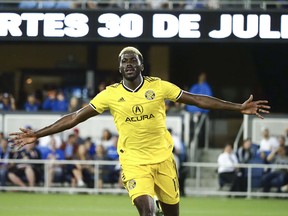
(123, 75, 143, 92)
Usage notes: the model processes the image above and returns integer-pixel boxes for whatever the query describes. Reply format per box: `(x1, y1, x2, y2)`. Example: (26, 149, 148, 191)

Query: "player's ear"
(141, 64, 144, 71)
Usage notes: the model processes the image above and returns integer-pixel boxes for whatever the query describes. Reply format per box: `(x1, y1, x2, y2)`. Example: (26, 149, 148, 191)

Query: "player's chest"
(110, 89, 163, 114)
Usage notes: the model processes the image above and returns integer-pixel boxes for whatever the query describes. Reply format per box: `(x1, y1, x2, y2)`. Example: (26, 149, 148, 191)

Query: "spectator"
(86, 1, 97, 9)
(184, 0, 206, 9)
(24, 93, 41, 112)
(128, 0, 147, 9)
(279, 134, 288, 154)
(278, 135, 288, 157)
(104, 137, 121, 188)
(62, 134, 85, 187)
(42, 89, 57, 111)
(0, 132, 4, 140)
(38, 134, 62, 151)
(45, 136, 65, 187)
(207, 0, 220, 9)
(54, 1, 74, 9)
(168, 128, 185, 163)
(83, 137, 96, 159)
(72, 128, 84, 145)
(147, 0, 169, 9)
(68, 96, 81, 112)
(217, 143, 242, 192)
(261, 146, 288, 193)
(236, 138, 253, 191)
(186, 72, 213, 119)
(237, 138, 253, 164)
(278, 135, 287, 149)
(73, 1, 96, 9)
(99, 129, 117, 150)
(95, 144, 106, 189)
(259, 127, 279, 160)
(18, 1, 38, 9)
(53, 91, 69, 112)
(0, 93, 16, 111)
(186, 72, 213, 147)
(8, 142, 42, 187)
(73, 139, 95, 188)
(0, 138, 13, 186)
(106, 138, 119, 161)
(63, 134, 78, 160)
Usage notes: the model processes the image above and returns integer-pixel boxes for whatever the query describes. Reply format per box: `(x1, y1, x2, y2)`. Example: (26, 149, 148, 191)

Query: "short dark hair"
(118, 46, 143, 63)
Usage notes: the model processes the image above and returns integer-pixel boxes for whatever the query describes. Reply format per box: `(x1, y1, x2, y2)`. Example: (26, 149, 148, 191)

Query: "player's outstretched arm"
(9, 105, 99, 149)
(178, 91, 270, 119)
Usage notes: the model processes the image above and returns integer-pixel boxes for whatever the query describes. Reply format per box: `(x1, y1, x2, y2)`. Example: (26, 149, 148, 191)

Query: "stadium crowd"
(0, 0, 287, 10)
(217, 127, 288, 194)
(0, 127, 187, 190)
(0, 127, 122, 189)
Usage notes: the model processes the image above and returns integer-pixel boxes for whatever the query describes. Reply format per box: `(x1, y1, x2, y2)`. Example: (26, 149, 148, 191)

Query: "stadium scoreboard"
(0, 10, 287, 42)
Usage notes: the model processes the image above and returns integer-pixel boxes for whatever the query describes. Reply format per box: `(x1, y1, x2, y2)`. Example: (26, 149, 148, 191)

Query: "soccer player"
(10, 47, 270, 216)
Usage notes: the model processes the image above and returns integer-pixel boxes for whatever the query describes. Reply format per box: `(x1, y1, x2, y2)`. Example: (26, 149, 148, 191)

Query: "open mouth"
(125, 68, 135, 73)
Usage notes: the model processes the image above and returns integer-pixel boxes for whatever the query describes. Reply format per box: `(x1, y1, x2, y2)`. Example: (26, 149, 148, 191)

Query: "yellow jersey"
(89, 76, 183, 165)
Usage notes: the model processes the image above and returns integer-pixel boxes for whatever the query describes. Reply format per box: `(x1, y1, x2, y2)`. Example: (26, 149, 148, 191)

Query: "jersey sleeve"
(161, 80, 183, 102)
(89, 89, 110, 114)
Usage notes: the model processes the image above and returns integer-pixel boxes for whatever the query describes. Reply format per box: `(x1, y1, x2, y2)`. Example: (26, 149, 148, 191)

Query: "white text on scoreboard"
(0, 12, 288, 40)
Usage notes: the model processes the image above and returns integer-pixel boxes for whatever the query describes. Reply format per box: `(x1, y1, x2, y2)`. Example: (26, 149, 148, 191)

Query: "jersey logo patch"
(118, 97, 125, 102)
(127, 179, 136, 190)
(145, 90, 155, 100)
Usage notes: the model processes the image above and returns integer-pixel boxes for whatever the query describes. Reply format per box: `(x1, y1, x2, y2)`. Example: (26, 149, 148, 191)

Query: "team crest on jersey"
(145, 90, 155, 100)
(127, 179, 136, 190)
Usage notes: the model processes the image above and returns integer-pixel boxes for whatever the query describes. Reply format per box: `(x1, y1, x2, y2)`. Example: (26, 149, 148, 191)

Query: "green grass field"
(0, 193, 287, 216)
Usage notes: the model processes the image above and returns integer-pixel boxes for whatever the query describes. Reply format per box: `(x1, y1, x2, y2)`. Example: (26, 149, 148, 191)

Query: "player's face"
(119, 52, 143, 81)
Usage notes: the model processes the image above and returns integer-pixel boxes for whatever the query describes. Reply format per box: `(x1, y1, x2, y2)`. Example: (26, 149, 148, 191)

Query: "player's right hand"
(9, 128, 38, 150)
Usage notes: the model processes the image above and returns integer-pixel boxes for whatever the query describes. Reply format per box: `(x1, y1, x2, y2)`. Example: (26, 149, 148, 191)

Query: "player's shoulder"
(144, 76, 161, 83)
(98, 82, 122, 97)
(106, 82, 122, 89)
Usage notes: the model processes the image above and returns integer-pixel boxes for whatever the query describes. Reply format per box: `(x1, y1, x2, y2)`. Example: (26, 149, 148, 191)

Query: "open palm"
(241, 95, 270, 119)
(9, 128, 38, 150)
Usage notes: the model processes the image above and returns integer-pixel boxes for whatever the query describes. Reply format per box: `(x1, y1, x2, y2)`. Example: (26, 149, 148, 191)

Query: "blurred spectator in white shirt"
(259, 127, 279, 160)
(217, 143, 241, 191)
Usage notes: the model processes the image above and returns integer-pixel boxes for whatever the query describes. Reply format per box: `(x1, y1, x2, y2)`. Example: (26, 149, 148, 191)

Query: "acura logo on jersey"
(125, 114, 155, 122)
(132, 105, 143, 115)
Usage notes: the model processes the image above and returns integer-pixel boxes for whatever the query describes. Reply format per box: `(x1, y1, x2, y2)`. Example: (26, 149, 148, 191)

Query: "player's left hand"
(240, 95, 270, 119)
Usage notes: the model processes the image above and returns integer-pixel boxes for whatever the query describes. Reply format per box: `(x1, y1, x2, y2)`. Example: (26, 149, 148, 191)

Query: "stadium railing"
(1, 159, 288, 198)
(0, 0, 288, 10)
(182, 161, 288, 198)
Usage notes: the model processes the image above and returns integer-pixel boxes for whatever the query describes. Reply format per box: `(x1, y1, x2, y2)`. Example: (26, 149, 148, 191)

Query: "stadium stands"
(0, 0, 287, 10)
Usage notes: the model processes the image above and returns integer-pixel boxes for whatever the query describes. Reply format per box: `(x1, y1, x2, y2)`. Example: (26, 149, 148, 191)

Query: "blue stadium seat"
(36, 146, 50, 159)
(19, 1, 38, 9)
(41, 2, 56, 9)
(55, 2, 72, 9)
(248, 149, 265, 188)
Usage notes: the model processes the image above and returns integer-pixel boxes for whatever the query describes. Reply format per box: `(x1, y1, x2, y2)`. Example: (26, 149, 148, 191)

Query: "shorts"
(121, 155, 180, 205)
